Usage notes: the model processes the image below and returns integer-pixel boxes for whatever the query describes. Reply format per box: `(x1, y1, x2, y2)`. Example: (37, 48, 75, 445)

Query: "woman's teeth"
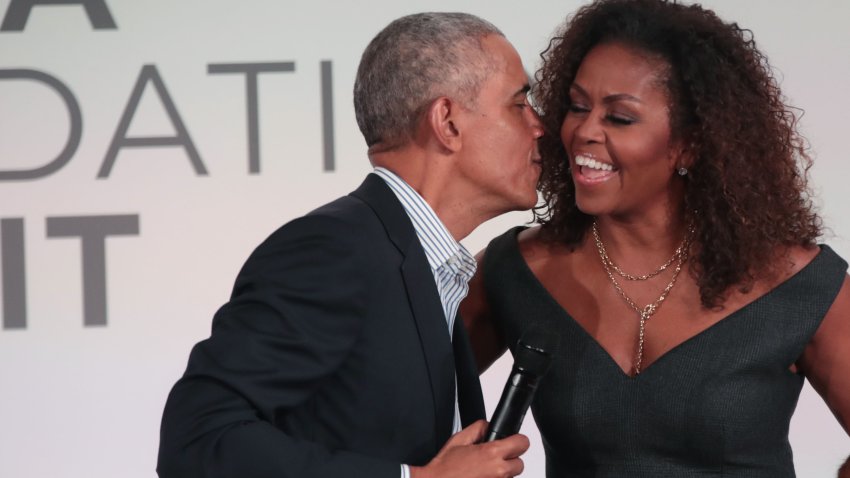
(574, 155, 614, 171)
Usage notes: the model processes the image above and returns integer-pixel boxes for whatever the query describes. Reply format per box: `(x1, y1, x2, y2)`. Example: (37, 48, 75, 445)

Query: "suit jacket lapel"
(400, 251, 455, 446)
(350, 174, 456, 446)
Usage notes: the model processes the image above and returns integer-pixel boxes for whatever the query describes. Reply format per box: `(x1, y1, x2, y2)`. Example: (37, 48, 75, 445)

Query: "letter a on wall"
(1, 0, 117, 31)
(98, 64, 207, 178)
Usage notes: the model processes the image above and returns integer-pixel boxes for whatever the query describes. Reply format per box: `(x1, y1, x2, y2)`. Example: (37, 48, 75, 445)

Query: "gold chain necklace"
(593, 222, 687, 281)
(591, 220, 692, 375)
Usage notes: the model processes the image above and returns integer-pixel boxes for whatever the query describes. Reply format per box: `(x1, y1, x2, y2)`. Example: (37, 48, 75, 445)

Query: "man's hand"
(410, 420, 529, 478)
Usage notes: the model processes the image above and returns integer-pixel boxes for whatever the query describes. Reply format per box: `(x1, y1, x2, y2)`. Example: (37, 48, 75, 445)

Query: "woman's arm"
(798, 274, 850, 477)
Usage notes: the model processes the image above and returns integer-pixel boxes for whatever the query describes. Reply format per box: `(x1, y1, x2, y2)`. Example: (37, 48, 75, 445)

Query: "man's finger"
(447, 419, 488, 446)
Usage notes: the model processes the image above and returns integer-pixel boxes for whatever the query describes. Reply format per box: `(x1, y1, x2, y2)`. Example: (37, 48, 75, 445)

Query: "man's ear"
(426, 96, 462, 153)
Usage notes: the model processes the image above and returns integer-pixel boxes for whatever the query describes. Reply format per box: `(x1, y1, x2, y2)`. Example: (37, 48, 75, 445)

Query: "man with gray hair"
(158, 12, 543, 478)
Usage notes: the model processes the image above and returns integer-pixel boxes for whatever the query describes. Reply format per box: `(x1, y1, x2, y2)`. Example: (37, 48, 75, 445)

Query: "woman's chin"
(574, 196, 609, 217)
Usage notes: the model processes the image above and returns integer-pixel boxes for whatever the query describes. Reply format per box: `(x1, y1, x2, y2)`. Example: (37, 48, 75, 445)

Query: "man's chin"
(512, 195, 540, 213)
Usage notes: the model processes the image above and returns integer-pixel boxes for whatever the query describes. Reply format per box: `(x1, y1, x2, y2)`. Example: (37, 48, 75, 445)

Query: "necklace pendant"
(592, 218, 693, 378)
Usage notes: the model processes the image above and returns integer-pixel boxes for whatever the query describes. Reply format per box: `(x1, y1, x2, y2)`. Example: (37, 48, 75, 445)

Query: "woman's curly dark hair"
(533, 0, 822, 309)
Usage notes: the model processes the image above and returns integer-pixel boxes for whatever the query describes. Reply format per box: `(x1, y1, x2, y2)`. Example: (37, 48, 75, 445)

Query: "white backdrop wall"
(1, 1, 847, 477)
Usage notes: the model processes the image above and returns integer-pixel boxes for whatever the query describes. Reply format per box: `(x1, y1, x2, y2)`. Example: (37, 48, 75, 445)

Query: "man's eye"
(568, 104, 589, 114)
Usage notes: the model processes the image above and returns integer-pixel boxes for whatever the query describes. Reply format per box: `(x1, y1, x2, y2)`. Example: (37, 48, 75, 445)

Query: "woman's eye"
(607, 114, 635, 125)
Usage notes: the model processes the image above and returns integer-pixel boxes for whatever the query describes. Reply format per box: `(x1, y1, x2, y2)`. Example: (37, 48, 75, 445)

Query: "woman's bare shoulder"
(786, 243, 821, 275)
(516, 225, 578, 271)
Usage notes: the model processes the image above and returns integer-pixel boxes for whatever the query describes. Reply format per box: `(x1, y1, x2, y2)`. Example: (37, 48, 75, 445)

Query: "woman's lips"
(573, 153, 617, 185)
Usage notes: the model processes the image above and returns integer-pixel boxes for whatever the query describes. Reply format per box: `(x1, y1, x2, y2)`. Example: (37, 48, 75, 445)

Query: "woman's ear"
(670, 139, 695, 176)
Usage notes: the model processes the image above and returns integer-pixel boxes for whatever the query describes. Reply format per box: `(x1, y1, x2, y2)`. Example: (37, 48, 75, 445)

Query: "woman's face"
(561, 42, 684, 219)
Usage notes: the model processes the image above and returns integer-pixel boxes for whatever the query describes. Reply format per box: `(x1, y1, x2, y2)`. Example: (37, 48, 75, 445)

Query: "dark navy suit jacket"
(157, 174, 486, 478)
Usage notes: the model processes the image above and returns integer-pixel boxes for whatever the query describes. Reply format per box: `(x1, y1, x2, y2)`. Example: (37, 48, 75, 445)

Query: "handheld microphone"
(484, 330, 558, 442)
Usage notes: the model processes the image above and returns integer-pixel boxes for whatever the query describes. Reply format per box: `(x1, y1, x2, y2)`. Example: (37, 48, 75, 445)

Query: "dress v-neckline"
(507, 228, 827, 379)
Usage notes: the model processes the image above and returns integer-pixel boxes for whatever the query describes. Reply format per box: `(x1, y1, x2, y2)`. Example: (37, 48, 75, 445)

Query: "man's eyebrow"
(514, 84, 531, 97)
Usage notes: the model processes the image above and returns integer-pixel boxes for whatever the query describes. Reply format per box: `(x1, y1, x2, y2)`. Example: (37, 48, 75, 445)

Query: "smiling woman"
(461, 0, 850, 476)
(562, 42, 682, 220)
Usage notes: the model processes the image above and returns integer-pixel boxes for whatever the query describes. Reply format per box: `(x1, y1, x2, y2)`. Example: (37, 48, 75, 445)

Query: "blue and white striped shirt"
(373, 168, 477, 478)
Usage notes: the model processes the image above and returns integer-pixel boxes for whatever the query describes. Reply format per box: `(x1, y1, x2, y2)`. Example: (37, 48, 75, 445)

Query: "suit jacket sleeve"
(157, 214, 399, 478)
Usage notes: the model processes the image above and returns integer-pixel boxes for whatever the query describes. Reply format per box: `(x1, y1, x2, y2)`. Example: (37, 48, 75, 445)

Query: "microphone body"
(484, 334, 556, 442)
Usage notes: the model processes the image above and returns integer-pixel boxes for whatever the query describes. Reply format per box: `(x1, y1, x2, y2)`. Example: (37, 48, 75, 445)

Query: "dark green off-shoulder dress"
(482, 227, 846, 477)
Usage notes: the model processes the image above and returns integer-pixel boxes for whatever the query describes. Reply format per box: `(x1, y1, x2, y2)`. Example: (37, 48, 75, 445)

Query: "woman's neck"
(591, 212, 691, 274)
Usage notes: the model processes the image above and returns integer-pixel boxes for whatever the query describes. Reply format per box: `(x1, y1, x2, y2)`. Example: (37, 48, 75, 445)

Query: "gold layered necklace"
(591, 220, 692, 375)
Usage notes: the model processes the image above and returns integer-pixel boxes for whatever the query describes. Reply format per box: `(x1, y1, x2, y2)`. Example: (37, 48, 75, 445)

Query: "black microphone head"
(514, 327, 559, 377)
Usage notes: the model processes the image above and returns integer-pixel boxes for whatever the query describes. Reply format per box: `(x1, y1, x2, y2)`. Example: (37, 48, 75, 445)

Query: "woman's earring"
(677, 167, 688, 176)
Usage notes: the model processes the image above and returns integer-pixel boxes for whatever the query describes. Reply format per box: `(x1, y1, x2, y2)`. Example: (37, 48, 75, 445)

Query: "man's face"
(454, 35, 544, 215)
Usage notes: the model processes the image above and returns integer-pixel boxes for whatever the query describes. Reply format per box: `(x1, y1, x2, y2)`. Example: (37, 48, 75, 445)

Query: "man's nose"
(528, 109, 544, 138)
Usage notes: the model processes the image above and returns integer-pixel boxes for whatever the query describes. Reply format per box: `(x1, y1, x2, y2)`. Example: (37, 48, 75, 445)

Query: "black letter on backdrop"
(1, 218, 27, 329)
(208, 62, 295, 174)
(46, 215, 139, 326)
(0, 69, 82, 181)
(99, 65, 206, 178)
(1, 0, 117, 31)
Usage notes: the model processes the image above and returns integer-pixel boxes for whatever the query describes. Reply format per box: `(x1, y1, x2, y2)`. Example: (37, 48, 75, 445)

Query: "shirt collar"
(373, 167, 476, 277)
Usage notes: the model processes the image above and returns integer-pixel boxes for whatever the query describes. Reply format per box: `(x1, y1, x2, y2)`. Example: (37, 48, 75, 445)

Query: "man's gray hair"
(354, 12, 504, 148)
